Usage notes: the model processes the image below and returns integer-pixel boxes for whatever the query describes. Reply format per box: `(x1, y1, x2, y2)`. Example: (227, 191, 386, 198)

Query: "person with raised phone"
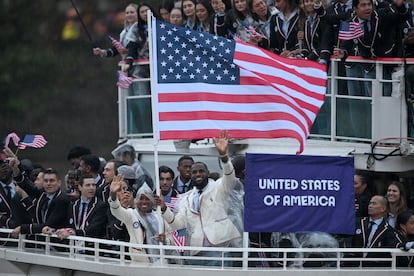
(109, 174, 171, 263)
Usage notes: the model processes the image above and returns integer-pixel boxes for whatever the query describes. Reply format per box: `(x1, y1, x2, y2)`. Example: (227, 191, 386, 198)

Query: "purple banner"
(245, 153, 355, 234)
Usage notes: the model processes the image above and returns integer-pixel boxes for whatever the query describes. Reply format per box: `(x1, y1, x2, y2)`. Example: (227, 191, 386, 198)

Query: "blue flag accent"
(244, 153, 355, 234)
(155, 21, 239, 84)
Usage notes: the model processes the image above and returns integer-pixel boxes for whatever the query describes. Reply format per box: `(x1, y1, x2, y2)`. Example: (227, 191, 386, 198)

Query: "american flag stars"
(156, 22, 239, 84)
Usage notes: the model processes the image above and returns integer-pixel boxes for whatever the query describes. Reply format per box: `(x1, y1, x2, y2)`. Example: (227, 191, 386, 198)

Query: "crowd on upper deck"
(0, 129, 413, 267)
(94, 0, 414, 64)
(91, 0, 414, 139)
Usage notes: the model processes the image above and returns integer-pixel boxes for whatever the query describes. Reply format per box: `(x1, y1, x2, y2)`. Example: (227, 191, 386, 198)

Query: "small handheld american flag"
(116, 71, 133, 89)
(107, 35, 123, 51)
(166, 198, 186, 251)
(246, 26, 265, 38)
(18, 134, 47, 149)
(338, 22, 364, 40)
(3, 132, 20, 147)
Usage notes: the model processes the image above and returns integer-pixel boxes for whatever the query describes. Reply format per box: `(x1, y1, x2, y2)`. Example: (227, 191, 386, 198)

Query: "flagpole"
(69, 0, 94, 43)
(148, 12, 160, 199)
(148, 12, 165, 256)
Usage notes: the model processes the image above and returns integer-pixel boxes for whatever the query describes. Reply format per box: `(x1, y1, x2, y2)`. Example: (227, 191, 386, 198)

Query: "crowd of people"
(3, 0, 414, 268)
(94, 0, 414, 78)
(92, 0, 414, 139)
(0, 129, 413, 267)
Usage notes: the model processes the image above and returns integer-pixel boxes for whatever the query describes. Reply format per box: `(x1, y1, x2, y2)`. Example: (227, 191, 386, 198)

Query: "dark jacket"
(397, 233, 414, 267)
(20, 190, 70, 234)
(269, 10, 304, 54)
(210, 10, 235, 38)
(355, 188, 373, 219)
(340, 5, 409, 61)
(66, 196, 108, 238)
(0, 184, 34, 245)
(96, 182, 111, 203)
(0, 184, 34, 229)
(302, 14, 332, 62)
(172, 177, 193, 194)
(347, 217, 403, 267)
(314, 0, 352, 49)
(14, 172, 70, 234)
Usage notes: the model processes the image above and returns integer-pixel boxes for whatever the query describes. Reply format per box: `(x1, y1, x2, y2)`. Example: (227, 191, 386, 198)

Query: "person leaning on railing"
(0, 147, 69, 239)
(0, 153, 34, 245)
(92, 3, 137, 59)
(12, 169, 70, 238)
(120, 2, 153, 79)
(333, 0, 410, 138)
(300, 0, 332, 65)
(55, 173, 108, 241)
(333, 0, 409, 96)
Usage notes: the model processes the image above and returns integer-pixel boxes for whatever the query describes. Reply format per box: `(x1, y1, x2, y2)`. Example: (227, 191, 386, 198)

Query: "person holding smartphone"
(109, 178, 173, 263)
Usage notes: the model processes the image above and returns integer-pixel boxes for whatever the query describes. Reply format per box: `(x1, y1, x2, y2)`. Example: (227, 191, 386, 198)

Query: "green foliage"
(0, 1, 124, 169)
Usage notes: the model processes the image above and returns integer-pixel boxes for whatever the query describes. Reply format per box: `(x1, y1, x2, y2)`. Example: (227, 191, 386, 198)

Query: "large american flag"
(338, 22, 364, 41)
(151, 19, 327, 153)
(18, 134, 47, 149)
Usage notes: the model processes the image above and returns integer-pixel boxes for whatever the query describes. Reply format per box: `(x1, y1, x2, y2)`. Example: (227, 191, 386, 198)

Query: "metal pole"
(69, 0, 93, 42)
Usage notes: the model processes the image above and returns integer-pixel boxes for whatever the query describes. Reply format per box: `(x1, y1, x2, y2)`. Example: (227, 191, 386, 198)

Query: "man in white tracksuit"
(157, 130, 241, 266)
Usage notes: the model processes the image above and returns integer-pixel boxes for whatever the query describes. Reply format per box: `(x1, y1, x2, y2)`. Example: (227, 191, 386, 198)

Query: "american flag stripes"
(117, 71, 133, 89)
(151, 19, 327, 153)
(165, 197, 179, 211)
(4, 132, 20, 147)
(338, 22, 364, 40)
(18, 134, 47, 149)
(171, 231, 186, 251)
(107, 35, 124, 51)
(165, 197, 186, 251)
(246, 26, 265, 38)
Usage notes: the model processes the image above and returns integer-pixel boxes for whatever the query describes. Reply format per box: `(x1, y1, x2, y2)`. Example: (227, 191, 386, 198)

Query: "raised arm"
(214, 129, 229, 163)
(110, 174, 124, 201)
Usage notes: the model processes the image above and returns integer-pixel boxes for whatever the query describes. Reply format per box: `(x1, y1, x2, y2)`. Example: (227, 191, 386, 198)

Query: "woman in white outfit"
(109, 177, 172, 263)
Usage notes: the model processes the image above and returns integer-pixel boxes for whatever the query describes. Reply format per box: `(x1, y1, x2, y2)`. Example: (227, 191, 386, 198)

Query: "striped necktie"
(78, 202, 88, 228)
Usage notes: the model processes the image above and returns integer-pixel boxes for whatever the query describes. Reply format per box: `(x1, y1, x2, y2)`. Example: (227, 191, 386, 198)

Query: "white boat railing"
(326, 56, 410, 143)
(0, 228, 413, 272)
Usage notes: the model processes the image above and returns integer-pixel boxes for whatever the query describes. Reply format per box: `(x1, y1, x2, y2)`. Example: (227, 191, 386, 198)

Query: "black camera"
(0, 158, 10, 165)
(74, 169, 81, 182)
(123, 185, 133, 192)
